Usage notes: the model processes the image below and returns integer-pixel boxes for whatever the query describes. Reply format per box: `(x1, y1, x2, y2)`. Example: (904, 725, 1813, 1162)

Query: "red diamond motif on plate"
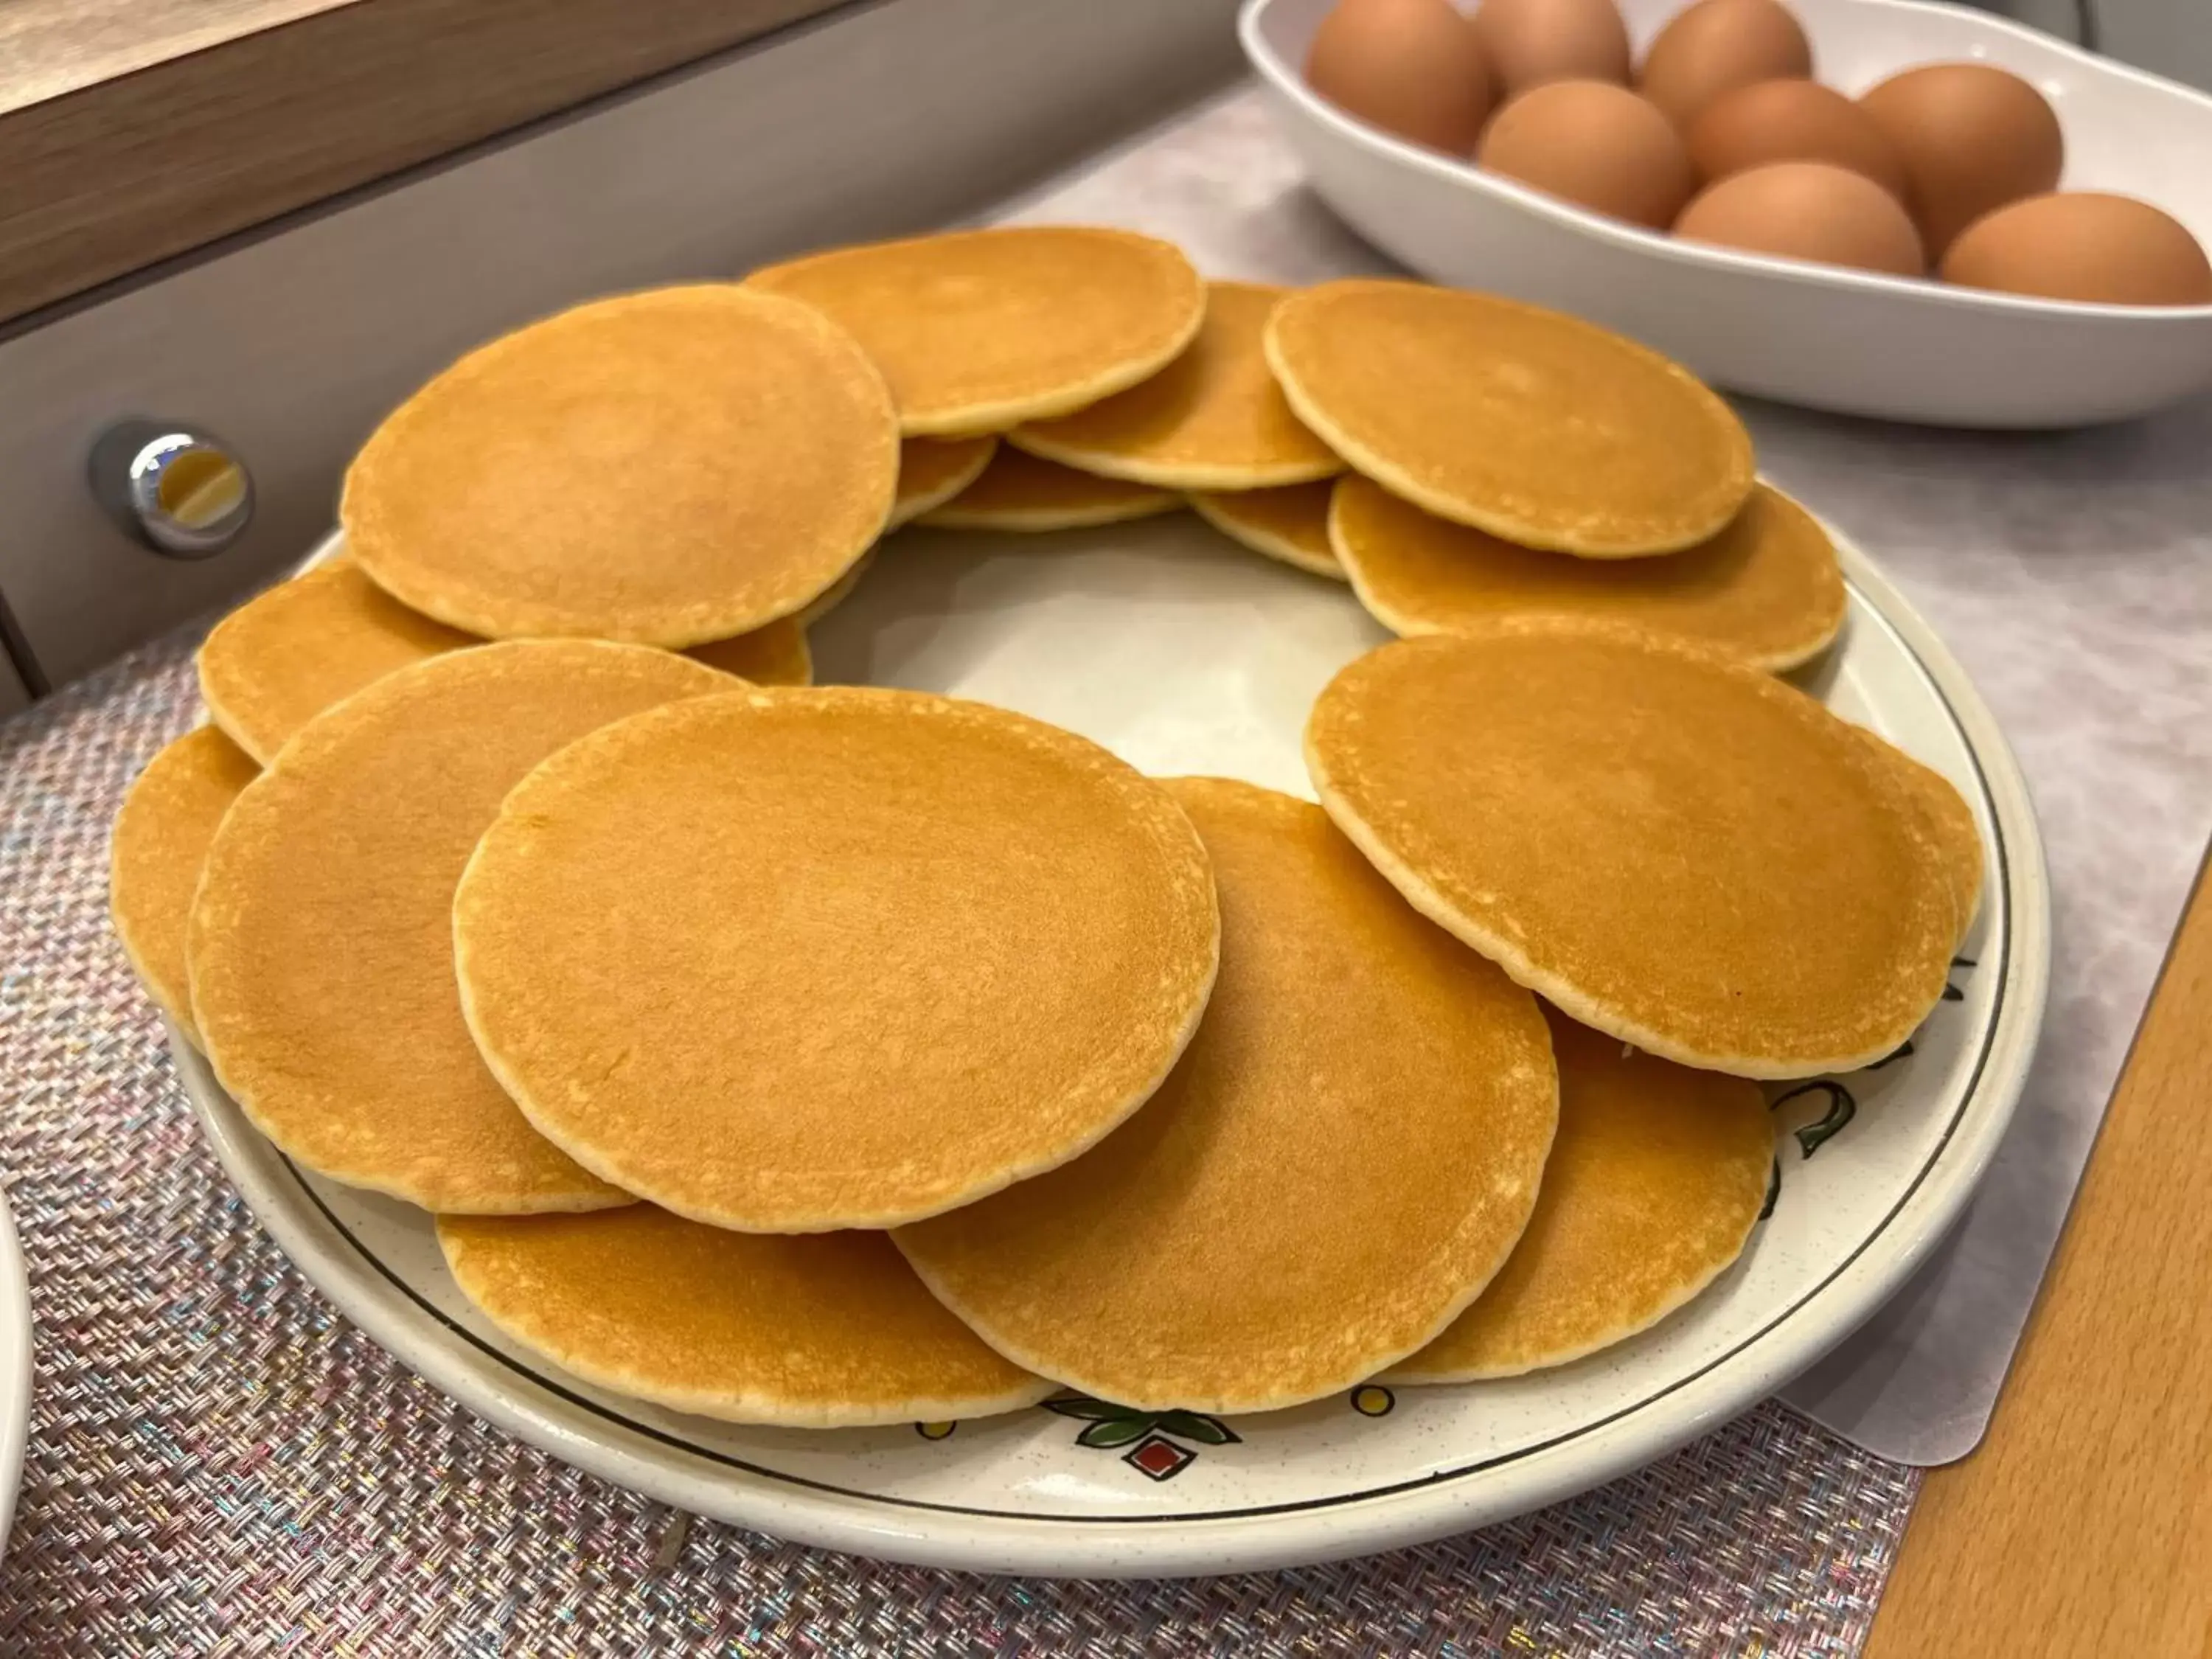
(1124, 1435, 1194, 1481)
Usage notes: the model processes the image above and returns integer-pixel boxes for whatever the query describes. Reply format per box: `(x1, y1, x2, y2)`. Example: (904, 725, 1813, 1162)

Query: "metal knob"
(88, 420, 254, 559)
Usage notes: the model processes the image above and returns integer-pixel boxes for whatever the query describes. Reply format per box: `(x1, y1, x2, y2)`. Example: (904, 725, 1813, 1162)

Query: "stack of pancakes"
(108, 229, 1977, 1429)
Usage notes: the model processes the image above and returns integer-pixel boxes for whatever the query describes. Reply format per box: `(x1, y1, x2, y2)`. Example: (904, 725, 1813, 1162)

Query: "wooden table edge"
(1866, 842, 2212, 1658)
(0, 0, 849, 329)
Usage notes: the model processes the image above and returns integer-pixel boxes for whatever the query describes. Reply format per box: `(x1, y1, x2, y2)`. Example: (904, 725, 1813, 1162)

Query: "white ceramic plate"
(178, 514, 2048, 1576)
(1243, 0, 2212, 427)
(0, 1191, 31, 1557)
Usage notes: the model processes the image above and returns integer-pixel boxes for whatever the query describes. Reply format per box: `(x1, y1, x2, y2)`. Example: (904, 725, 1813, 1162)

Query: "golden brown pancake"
(891, 437, 998, 528)
(453, 687, 1220, 1232)
(1189, 481, 1345, 580)
(203, 553, 805, 750)
(1852, 727, 1984, 947)
(746, 227, 1203, 436)
(794, 549, 874, 630)
(894, 778, 1556, 1413)
(343, 285, 897, 646)
(1265, 280, 1754, 556)
(190, 641, 736, 1212)
(1305, 625, 1963, 1077)
(1010, 282, 1342, 490)
(916, 446, 1178, 532)
(1391, 1004, 1772, 1382)
(1332, 476, 1846, 671)
(110, 726, 259, 1049)
(683, 616, 812, 685)
(439, 1207, 1051, 1427)
(197, 563, 474, 764)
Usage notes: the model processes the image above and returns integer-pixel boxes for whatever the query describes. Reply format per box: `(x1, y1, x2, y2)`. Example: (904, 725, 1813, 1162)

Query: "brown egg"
(1687, 78, 1907, 197)
(1470, 0, 1632, 97)
(1478, 80, 1696, 228)
(1858, 63, 2063, 256)
(1675, 160, 1926, 274)
(1305, 0, 1496, 154)
(1942, 192, 2212, 305)
(1638, 0, 1812, 127)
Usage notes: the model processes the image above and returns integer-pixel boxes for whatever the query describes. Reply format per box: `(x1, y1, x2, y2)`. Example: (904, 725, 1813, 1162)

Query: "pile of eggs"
(1305, 0, 2212, 305)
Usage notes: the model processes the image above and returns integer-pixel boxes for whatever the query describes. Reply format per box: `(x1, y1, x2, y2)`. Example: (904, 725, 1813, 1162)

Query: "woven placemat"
(0, 630, 1919, 1655)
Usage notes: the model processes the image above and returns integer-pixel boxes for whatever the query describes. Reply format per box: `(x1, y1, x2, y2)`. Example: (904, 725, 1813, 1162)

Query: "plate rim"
(0, 1189, 32, 1559)
(181, 524, 2051, 1576)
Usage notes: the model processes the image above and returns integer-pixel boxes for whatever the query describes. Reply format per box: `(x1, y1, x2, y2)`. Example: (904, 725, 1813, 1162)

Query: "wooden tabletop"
(1866, 848, 2212, 1658)
(0, 0, 844, 328)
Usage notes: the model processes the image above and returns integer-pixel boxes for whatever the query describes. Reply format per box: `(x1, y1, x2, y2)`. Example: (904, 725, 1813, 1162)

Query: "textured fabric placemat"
(0, 632, 1918, 1655)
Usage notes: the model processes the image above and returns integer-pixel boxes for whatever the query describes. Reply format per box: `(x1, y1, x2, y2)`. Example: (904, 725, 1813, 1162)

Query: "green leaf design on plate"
(1076, 1417, 1153, 1449)
(1043, 1396, 1139, 1423)
(1156, 1411, 1242, 1446)
(1759, 1153, 1780, 1221)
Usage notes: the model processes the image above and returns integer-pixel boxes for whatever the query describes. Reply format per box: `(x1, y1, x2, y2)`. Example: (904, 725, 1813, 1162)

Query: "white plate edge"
(181, 521, 2053, 1578)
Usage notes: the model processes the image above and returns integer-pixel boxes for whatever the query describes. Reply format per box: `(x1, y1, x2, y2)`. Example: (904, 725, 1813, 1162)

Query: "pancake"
(891, 437, 998, 528)
(1305, 625, 1963, 1077)
(1189, 481, 1344, 580)
(794, 549, 874, 630)
(683, 616, 813, 686)
(343, 285, 898, 646)
(1009, 282, 1342, 490)
(1390, 1004, 1772, 1382)
(746, 227, 1203, 436)
(1853, 727, 1984, 947)
(439, 1207, 1051, 1428)
(916, 446, 1178, 532)
(1265, 280, 1754, 556)
(1332, 476, 1846, 671)
(895, 777, 1557, 1413)
(110, 726, 259, 1049)
(453, 687, 1220, 1232)
(189, 641, 736, 1212)
(198, 563, 473, 764)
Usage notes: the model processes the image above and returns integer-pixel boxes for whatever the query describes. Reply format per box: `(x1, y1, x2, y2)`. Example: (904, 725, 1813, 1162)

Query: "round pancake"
(1332, 476, 1846, 671)
(1009, 282, 1342, 490)
(1189, 481, 1345, 580)
(453, 687, 1220, 1232)
(343, 285, 898, 646)
(1265, 280, 1754, 556)
(746, 227, 1203, 437)
(894, 777, 1557, 1413)
(110, 726, 259, 1049)
(1853, 727, 1984, 948)
(1390, 1004, 1772, 1382)
(1305, 625, 1961, 1077)
(439, 1207, 1051, 1428)
(891, 437, 998, 528)
(683, 616, 812, 686)
(190, 641, 737, 1212)
(198, 563, 474, 764)
(795, 549, 874, 628)
(916, 446, 1178, 532)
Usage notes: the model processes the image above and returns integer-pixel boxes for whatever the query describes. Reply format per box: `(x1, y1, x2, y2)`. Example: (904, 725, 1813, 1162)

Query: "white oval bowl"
(1243, 0, 2212, 426)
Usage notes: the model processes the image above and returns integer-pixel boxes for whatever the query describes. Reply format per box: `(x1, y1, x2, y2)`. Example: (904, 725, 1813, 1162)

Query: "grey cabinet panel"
(2096, 0, 2212, 94)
